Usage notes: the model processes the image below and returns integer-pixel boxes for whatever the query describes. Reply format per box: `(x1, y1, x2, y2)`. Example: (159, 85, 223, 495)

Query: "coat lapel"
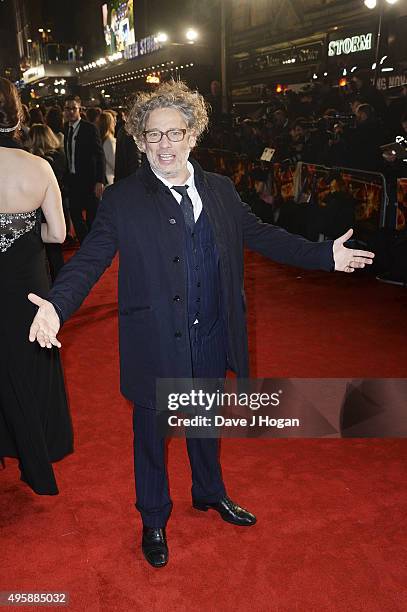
(191, 158, 229, 259)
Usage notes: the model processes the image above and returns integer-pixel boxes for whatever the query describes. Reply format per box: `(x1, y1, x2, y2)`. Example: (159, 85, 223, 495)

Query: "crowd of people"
(200, 73, 407, 238)
(3, 73, 407, 263)
(15, 97, 141, 186)
(9, 95, 142, 279)
(204, 72, 407, 180)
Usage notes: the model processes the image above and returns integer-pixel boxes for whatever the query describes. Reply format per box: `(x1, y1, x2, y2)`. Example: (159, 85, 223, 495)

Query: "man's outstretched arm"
(235, 182, 374, 272)
(331, 228, 374, 273)
(28, 187, 118, 348)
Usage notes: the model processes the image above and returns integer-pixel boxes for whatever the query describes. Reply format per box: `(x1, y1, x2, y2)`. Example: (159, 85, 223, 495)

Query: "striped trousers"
(133, 320, 227, 527)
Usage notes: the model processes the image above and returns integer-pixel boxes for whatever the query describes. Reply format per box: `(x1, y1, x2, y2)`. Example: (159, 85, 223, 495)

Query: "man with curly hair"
(28, 80, 374, 568)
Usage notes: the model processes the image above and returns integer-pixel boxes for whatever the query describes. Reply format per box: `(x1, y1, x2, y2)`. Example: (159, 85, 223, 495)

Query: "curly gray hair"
(125, 80, 209, 149)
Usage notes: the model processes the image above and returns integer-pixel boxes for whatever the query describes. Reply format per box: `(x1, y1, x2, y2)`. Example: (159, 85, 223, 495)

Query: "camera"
(380, 136, 407, 161)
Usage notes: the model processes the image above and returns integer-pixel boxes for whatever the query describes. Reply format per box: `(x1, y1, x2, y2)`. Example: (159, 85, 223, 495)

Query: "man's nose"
(159, 134, 172, 147)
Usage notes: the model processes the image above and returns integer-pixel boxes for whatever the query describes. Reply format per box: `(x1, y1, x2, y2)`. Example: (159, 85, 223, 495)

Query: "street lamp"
(185, 28, 198, 42)
(364, 0, 398, 6)
(363, 0, 400, 86)
(155, 32, 168, 43)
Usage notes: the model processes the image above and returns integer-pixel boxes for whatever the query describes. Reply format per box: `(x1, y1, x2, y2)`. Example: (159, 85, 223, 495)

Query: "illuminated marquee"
(102, 1, 135, 54)
(23, 65, 45, 84)
(124, 35, 162, 60)
(328, 33, 373, 56)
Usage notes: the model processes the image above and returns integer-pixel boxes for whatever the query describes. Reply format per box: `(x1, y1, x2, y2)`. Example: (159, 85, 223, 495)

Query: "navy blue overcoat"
(48, 159, 334, 407)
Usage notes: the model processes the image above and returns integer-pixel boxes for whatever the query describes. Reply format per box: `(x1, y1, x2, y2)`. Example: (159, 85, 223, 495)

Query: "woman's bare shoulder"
(0, 147, 51, 175)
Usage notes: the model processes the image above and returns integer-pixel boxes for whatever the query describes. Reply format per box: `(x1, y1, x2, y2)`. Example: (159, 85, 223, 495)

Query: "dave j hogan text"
(167, 415, 300, 429)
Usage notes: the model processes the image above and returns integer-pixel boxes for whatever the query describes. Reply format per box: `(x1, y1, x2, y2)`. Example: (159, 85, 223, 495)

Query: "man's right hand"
(28, 293, 62, 349)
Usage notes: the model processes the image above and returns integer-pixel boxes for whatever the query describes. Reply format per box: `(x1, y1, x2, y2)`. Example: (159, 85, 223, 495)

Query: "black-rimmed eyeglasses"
(143, 128, 187, 143)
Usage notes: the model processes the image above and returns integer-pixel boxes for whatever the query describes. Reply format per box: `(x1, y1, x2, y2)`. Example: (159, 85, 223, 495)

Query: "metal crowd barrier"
(192, 148, 389, 241)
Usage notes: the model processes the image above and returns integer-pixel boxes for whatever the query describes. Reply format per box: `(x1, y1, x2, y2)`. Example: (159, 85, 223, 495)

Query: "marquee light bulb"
(186, 29, 198, 41)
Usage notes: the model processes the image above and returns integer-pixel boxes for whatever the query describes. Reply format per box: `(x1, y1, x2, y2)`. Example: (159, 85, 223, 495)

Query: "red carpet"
(1, 251, 407, 611)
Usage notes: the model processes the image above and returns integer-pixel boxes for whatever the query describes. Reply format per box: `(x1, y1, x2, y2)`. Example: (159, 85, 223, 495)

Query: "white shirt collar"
(69, 118, 81, 129)
(151, 159, 195, 190)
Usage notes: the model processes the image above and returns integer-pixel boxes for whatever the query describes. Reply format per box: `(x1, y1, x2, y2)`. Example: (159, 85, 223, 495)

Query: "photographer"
(343, 104, 386, 172)
(236, 118, 265, 159)
(269, 108, 289, 145)
(244, 168, 275, 224)
(382, 113, 407, 225)
(382, 113, 407, 170)
(387, 84, 407, 136)
(351, 72, 387, 120)
(323, 109, 352, 167)
(275, 118, 328, 166)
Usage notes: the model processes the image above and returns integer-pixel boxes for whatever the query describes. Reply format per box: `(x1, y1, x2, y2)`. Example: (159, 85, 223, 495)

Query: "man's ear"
(188, 132, 197, 148)
(136, 136, 146, 152)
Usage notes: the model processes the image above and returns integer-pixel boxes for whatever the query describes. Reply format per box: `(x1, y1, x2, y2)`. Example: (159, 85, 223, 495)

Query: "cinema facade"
(227, 0, 407, 104)
(76, 33, 215, 107)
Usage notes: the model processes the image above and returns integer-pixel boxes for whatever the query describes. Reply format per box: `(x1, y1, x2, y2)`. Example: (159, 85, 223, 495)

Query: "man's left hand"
(333, 228, 375, 273)
(95, 182, 105, 199)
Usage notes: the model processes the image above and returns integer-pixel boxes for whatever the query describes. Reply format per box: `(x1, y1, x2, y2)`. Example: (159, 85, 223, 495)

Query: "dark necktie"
(171, 185, 195, 232)
(67, 125, 74, 170)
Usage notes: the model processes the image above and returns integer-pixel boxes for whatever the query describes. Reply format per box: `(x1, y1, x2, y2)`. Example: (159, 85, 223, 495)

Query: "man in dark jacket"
(63, 96, 105, 243)
(114, 114, 140, 182)
(28, 82, 374, 568)
(343, 104, 387, 172)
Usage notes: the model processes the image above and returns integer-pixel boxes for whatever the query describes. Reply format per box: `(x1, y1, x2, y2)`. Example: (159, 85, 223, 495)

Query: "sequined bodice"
(0, 210, 39, 253)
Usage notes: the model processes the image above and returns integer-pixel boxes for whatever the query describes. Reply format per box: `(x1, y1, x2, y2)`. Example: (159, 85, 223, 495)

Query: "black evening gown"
(0, 208, 73, 495)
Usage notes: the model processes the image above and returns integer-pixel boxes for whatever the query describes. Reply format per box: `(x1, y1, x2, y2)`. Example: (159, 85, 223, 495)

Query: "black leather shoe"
(142, 527, 168, 568)
(193, 495, 256, 526)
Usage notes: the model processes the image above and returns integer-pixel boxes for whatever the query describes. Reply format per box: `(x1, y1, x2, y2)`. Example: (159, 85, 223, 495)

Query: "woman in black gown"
(0, 78, 73, 495)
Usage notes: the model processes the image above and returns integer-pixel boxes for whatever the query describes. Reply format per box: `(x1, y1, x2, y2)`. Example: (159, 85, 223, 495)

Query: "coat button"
(197, 282, 201, 287)
(173, 295, 181, 302)
(174, 331, 182, 338)
(173, 256, 180, 263)
(169, 218, 176, 224)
